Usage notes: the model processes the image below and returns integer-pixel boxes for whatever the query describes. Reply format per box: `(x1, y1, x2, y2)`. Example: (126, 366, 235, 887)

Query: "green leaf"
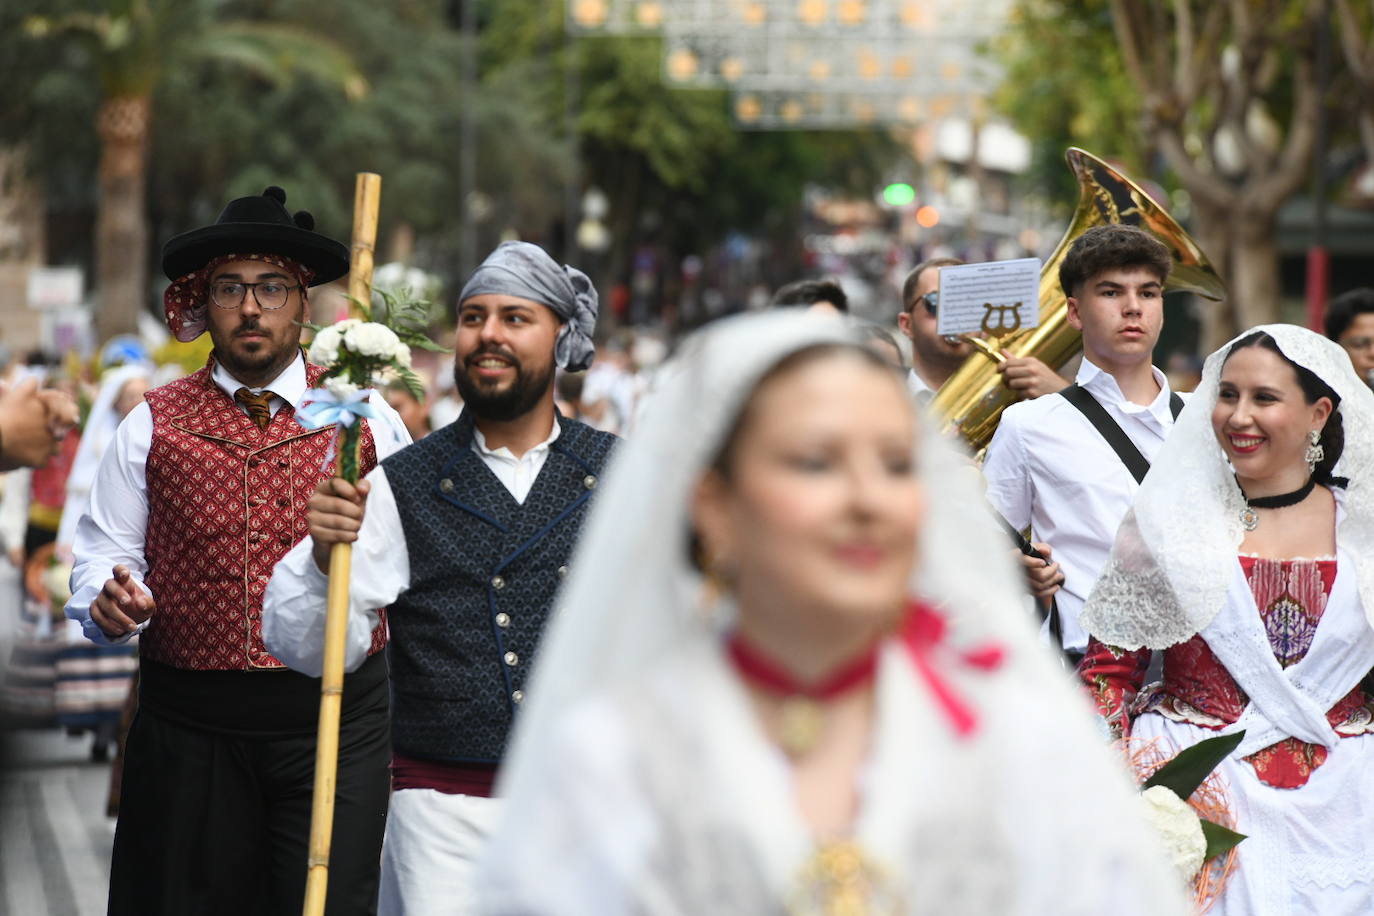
(1199, 819, 1247, 860)
(1143, 731, 1245, 800)
(396, 366, 426, 401)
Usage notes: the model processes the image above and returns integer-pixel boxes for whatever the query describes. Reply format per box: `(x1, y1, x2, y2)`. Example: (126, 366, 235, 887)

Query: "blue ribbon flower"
(298, 386, 377, 430)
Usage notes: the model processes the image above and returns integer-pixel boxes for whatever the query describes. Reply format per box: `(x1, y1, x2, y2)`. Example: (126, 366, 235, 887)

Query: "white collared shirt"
(981, 359, 1181, 653)
(906, 368, 936, 402)
(471, 420, 561, 505)
(64, 354, 413, 645)
(262, 415, 563, 677)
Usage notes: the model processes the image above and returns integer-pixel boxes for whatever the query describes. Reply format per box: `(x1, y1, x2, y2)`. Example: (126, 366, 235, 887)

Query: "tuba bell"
(930, 147, 1227, 453)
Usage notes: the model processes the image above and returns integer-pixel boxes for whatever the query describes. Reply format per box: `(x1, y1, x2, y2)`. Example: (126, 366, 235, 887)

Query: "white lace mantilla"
(1081, 324, 1374, 650)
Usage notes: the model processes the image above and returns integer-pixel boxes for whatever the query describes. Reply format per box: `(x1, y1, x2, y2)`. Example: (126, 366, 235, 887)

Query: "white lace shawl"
(475, 311, 1189, 914)
(1080, 323, 1374, 650)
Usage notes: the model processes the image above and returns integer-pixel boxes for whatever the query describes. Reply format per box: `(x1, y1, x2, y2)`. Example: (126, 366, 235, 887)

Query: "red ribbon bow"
(899, 601, 1005, 738)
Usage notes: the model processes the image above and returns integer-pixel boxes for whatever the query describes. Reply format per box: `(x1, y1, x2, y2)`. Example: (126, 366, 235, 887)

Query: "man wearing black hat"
(64, 187, 411, 915)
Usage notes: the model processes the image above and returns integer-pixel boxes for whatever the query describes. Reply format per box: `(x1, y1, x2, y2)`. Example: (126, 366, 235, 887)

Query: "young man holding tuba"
(982, 224, 1184, 663)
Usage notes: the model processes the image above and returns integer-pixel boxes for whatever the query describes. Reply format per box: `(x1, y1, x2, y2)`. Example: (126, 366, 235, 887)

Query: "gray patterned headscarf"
(459, 241, 599, 371)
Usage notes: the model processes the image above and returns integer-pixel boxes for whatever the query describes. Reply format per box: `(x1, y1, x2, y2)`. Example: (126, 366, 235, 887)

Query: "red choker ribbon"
(725, 633, 881, 701)
(725, 601, 1007, 746)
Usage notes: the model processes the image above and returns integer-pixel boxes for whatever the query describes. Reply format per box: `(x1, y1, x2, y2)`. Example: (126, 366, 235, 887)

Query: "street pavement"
(0, 729, 115, 916)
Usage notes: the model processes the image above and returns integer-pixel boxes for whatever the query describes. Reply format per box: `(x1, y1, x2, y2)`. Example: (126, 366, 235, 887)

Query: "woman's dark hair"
(687, 342, 896, 571)
(1225, 331, 1344, 484)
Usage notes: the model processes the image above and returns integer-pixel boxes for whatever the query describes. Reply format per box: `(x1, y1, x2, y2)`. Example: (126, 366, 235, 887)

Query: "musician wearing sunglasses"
(1324, 287, 1374, 389)
(897, 257, 1065, 403)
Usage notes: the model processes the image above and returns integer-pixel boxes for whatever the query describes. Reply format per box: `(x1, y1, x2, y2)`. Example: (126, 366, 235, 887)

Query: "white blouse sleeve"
(262, 464, 411, 677)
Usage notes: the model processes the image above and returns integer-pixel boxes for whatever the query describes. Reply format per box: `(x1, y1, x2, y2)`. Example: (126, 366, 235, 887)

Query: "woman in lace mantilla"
(474, 312, 1187, 915)
(1080, 324, 1374, 915)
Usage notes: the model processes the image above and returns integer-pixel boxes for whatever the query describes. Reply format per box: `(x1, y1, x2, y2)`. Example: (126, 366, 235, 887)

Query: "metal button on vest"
(491, 575, 506, 590)
(557, 565, 569, 579)
(495, 612, 510, 628)
(504, 651, 518, 666)
(583, 475, 597, 490)
(439, 478, 455, 493)
(511, 690, 524, 704)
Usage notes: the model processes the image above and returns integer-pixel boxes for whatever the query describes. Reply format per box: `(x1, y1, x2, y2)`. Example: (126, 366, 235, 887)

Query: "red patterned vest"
(141, 359, 386, 670)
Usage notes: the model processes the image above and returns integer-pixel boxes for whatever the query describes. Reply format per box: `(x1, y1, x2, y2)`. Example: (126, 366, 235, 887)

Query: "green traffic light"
(882, 182, 916, 207)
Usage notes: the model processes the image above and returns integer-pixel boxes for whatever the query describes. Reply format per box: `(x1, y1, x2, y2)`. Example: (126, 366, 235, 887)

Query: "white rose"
(1140, 785, 1207, 882)
(324, 376, 360, 399)
(344, 322, 402, 360)
(308, 326, 342, 366)
(394, 341, 413, 368)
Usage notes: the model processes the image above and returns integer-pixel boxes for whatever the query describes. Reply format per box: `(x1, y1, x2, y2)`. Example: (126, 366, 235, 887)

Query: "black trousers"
(107, 663, 391, 916)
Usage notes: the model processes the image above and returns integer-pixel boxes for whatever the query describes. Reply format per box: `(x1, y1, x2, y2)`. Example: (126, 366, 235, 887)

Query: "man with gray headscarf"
(263, 240, 617, 914)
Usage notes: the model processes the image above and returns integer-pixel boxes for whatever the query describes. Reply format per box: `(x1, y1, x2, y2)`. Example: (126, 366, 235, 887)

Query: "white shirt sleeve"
(263, 464, 411, 677)
(981, 408, 1034, 533)
(65, 403, 153, 645)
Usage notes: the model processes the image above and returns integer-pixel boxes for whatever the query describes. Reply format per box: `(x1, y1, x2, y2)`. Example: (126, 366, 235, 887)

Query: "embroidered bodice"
(1080, 556, 1374, 788)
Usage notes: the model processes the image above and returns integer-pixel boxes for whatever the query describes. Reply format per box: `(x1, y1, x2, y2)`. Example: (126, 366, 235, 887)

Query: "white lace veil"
(1080, 323, 1374, 650)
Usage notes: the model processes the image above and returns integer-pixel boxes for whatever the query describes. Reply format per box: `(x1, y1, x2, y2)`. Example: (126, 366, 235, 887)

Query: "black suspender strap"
(1169, 392, 1184, 420)
(1058, 384, 1155, 484)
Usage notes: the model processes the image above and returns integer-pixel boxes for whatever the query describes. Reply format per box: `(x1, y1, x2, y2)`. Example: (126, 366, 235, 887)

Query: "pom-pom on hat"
(160, 186, 348, 285)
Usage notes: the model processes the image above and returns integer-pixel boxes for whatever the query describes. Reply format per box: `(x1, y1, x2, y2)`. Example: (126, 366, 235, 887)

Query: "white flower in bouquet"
(309, 326, 344, 367)
(1140, 785, 1207, 882)
(344, 322, 403, 360)
(394, 342, 413, 368)
(324, 376, 361, 399)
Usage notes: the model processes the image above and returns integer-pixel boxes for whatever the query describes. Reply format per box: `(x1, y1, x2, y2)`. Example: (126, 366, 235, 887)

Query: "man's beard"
(911, 332, 970, 378)
(454, 349, 554, 422)
(211, 321, 295, 379)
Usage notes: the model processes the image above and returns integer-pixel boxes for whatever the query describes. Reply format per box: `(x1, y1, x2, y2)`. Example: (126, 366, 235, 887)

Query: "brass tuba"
(930, 147, 1227, 453)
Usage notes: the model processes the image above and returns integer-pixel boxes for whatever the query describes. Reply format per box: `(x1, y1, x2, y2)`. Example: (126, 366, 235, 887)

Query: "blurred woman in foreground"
(477, 312, 1187, 915)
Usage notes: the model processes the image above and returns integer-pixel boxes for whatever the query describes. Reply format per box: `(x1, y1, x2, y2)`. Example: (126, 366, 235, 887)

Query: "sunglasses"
(918, 291, 938, 316)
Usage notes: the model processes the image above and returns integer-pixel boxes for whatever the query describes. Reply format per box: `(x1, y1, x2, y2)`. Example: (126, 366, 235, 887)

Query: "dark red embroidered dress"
(1079, 556, 1374, 788)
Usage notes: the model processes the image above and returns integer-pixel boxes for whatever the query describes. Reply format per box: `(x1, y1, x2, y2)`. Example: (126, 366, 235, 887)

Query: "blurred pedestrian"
(265, 240, 616, 915)
(771, 277, 849, 314)
(1323, 287, 1374, 389)
(475, 312, 1189, 915)
(65, 186, 410, 916)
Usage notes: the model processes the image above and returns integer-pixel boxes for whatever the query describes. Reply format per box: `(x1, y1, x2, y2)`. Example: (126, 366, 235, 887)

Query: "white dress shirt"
(906, 368, 936, 402)
(263, 416, 562, 677)
(982, 359, 1180, 653)
(64, 354, 413, 645)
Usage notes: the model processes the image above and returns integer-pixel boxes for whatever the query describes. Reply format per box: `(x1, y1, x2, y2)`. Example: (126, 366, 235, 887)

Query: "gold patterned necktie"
(235, 388, 277, 431)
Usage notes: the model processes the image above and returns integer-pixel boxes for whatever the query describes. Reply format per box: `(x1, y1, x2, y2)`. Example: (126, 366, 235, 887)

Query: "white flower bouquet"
(300, 289, 446, 482)
(1131, 731, 1247, 911)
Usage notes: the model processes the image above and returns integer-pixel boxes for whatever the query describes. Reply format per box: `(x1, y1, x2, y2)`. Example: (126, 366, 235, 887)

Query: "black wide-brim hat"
(160, 186, 349, 284)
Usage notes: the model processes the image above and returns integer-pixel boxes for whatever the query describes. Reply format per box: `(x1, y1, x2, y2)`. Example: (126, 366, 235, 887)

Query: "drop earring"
(1305, 430, 1324, 474)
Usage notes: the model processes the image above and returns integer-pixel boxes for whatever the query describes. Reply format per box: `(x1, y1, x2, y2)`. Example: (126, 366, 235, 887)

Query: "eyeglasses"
(209, 279, 300, 310)
(1342, 336, 1374, 352)
(918, 291, 938, 316)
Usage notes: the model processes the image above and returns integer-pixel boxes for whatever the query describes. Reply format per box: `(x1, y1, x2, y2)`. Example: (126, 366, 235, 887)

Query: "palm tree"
(25, 1, 367, 342)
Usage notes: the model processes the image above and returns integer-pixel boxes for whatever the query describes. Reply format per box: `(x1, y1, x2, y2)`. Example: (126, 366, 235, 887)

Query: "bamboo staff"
(302, 171, 381, 916)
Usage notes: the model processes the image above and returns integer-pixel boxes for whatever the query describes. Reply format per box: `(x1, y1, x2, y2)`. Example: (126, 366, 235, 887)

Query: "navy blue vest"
(382, 411, 617, 763)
